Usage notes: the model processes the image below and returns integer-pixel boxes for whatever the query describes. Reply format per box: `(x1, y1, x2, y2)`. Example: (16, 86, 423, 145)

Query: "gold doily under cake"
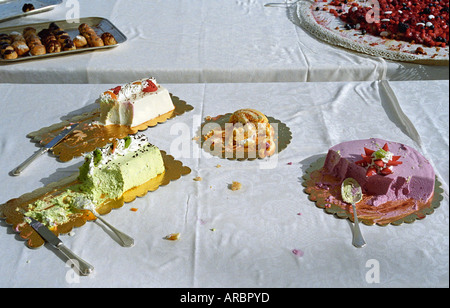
(302, 156, 443, 226)
(0, 150, 191, 248)
(199, 113, 292, 160)
(27, 94, 194, 162)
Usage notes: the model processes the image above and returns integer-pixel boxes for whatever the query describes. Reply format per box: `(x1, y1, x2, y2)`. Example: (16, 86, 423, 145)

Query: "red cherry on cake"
(143, 80, 158, 92)
(111, 86, 121, 95)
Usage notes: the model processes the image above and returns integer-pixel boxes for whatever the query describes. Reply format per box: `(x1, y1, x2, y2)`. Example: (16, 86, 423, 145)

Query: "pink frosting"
(323, 138, 435, 206)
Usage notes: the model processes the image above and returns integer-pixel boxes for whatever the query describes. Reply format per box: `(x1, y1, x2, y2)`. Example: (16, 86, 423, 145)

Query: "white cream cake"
(97, 77, 175, 127)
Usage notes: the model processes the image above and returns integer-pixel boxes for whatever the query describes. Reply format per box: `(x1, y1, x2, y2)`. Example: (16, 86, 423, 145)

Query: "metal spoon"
(341, 178, 366, 248)
(75, 196, 134, 247)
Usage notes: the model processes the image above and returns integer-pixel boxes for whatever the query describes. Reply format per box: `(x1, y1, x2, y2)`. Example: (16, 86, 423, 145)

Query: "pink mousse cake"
(322, 138, 435, 208)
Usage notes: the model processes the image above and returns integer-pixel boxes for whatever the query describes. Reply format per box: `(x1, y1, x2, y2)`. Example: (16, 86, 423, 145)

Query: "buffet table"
(0, 80, 448, 288)
(0, 0, 448, 84)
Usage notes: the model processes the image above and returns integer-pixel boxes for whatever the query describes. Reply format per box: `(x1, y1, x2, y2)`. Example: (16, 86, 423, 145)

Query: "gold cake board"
(27, 94, 194, 162)
(0, 151, 191, 248)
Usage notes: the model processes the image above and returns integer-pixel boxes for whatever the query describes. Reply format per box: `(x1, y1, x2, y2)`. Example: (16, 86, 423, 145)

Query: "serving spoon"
(341, 178, 366, 248)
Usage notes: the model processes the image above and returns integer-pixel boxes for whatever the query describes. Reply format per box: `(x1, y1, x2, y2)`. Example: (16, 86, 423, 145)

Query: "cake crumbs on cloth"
(193, 176, 202, 181)
(292, 249, 304, 257)
(130, 208, 138, 212)
(229, 181, 242, 191)
(164, 233, 180, 241)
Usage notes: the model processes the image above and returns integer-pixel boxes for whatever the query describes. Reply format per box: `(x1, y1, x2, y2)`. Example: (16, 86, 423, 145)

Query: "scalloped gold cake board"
(0, 151, 191, 248)
(27, 94, 194, 162)
(302, 156, 443, 226)
(199, 113, 292, 161)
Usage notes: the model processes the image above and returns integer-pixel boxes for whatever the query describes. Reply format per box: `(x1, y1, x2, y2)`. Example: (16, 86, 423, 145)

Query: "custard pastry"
(23, 27, 46, 56)
(73, 35, 87, 48)
(11, 32, 30, 56)
(101, 32, 117, 45)
(78, 23, 104, 47)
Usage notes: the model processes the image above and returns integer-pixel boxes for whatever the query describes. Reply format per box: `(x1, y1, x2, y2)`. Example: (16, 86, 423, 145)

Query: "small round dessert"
(204, 109, 276, 158)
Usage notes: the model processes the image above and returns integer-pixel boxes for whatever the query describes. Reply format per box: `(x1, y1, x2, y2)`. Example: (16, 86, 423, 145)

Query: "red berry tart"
(339, 0, 449, 48)
(298, 0, 449, 62)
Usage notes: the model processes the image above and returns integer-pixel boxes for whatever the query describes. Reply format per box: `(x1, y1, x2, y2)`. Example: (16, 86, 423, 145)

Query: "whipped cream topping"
(100, 78, 158, 103)
(83, 133, 150, 173)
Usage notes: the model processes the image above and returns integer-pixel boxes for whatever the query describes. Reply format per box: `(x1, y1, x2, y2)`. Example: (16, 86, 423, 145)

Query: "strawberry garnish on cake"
(143, 79, 158, 92)
(111, 86, 121, 95)
(355, 143, 403, 177)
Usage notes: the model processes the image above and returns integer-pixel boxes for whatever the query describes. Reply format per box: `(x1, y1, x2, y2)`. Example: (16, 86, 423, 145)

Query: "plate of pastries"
(0, 17, 126, 62)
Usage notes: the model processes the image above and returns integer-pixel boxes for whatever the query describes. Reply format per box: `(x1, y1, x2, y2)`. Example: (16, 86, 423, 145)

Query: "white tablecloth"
(0, 0, 448, 84)
(0, 80, 448, 288)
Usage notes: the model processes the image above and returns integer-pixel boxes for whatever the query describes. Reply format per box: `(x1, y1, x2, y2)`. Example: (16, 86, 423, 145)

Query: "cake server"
(27, 217, 94, 276)
(12, 123, 79, 176)
(341, 178, 366, 248)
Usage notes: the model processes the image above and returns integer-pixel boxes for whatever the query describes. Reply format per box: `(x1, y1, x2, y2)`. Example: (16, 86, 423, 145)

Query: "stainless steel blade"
(28, 217, 62, 247)
(28, 217, 94, 275)
(12, 123, 79, 175)
(44, 123, 79, 149)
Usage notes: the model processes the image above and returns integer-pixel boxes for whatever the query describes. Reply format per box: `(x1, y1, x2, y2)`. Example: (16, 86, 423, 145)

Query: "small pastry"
(73, 35, 87, 48)
(23, 27, 37, 39)
(2, 49, 18, 60)
(46, 40, 61, 53)
(29, 44, 46, 56)
(89, 36, 104, 47)
(56, 33, 71, 45)
(49, 22, 62, 33)
(78, 23, 91, 34)
(229, 109, 270, 126)
(101, 32, 117, 45)
(39, 29, 61, 53)
(27, 35, 44, 48)
(0, 42, 14, 55)
(24, 29, 46, 56)
(62, 41, 76, 51)
(10, 32, 30, 56)
(22, 3, 35, 12)
(12, 40, 30, 56)
(203, 109, 276, 158)
(9, 31, 22, 41)
(78, 23, 104, 47)
(0, 34, 12, 45)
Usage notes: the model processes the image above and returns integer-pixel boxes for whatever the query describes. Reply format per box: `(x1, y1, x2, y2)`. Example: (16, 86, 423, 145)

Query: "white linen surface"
(0, 80, 448, 288)
(0, 0, 448, 84)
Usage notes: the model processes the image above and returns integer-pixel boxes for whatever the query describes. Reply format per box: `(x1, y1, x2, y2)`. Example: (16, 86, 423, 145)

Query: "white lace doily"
(296, 0, 449, 64)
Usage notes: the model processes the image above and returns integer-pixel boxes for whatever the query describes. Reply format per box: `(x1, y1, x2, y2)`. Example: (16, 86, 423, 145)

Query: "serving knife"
(28, 217, 94, 276)
(12, 123, 79, 176)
